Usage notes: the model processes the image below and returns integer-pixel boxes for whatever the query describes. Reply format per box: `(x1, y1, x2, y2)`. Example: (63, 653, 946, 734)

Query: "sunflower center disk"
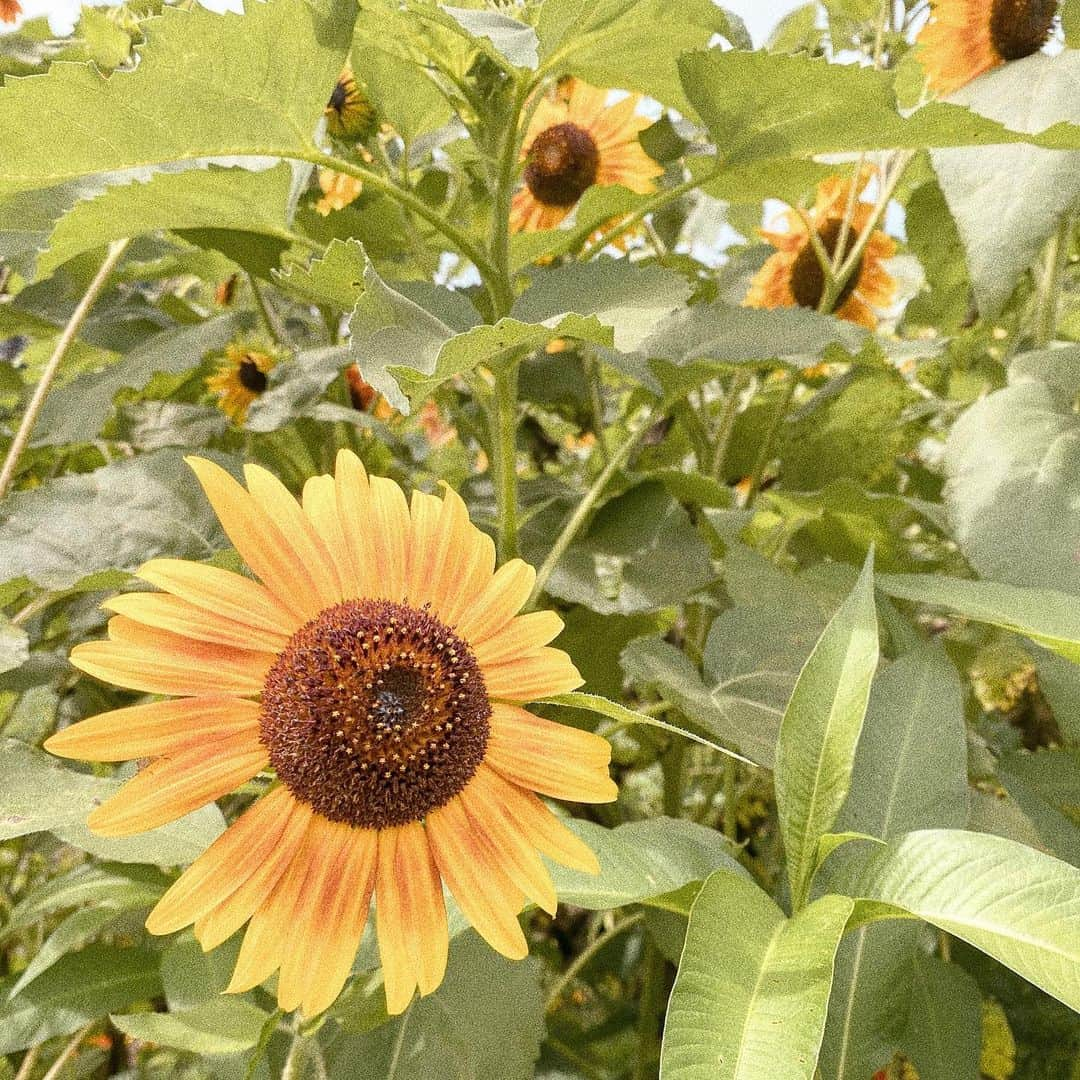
(237, 357, 269, 394)
(259, 599, 490, 829)
(789, 218, 861, 311)
(989, 0, 1057, 61)
(524, 122, 600, 207)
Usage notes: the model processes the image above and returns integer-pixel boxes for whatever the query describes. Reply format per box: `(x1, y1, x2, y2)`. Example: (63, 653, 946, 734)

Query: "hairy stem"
(1035, 215, 1071, 348)
(0, 238, 130, 500)
(545, 912, 646, 1014)
(491, 361, 521, 562)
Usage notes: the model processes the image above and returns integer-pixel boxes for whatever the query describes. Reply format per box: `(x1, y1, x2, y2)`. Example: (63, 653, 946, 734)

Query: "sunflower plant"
(1, 0, 1080, 1077)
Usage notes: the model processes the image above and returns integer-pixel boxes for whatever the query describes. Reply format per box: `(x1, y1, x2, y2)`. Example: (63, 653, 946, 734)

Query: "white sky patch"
(2, 0, 241, 35)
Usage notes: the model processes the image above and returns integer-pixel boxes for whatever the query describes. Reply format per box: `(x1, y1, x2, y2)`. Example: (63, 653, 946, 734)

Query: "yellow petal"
(483, 647, 584, 702)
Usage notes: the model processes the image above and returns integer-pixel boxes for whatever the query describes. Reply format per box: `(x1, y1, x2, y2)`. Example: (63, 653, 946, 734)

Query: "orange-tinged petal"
(334, 449, 381, 598)
(302, 829, 378, 1017)
(456, 560, 534, 644)
(302, 475, 355, 596)
(493, 775, 601, 875)
(375, 822, 448, 1014)
(87, 732, 268, 836)
(473, 610, 563, 667)
(136, 558, 297, 639)
(147, 787, 300, 935)
(426, 796, 528, 960)
(243, 464, 343, 610)
(459, 770, 558, 915)
(45, 696, 260, 762)
(404, 490, 443, 606)
(185, 457, 325, 623)
(103, 592, 289, 654)
(369, 476, 411, 603)
(483, 647, 583, 702)
(487, 703, 616, 804)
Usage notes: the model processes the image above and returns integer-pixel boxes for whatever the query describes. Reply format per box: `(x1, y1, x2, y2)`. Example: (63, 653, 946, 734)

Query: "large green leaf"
(0, 450, 229, 589)
(112, 998, 272, 1055)
(942, 348, 1080, 595)
(0, 0, 354, 194)
(931, 52, 1080, 315)
(0, 738, 225, 865)
(820, 644, 969, 1079)
(775, 553, 879, 909)
(678, 49, 1080, 166)
(0, 613, 29, 676)
(878, 574, 1080, 665)
(845, 829, 1080, 1014)
(661, 870, 854, 1080)
(0, 944, 162, 1054)
(38, 163, 304, 279)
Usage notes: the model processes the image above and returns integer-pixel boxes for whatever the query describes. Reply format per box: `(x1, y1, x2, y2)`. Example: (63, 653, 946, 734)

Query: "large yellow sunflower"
(917, 0, 1059, 96)
(744, 171, 897, 329)
(510, 78, 662, 234)
(45, 452, 614, 1018)
(205, 343, 277, 424)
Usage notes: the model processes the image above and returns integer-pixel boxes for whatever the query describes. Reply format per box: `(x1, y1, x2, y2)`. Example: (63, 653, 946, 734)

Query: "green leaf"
(678, 49, 1080, 166)
(0, 738, 225, 865)
(0, 944, 162, 1054)
(33, 313, 251, 445)
(441, 5, 539, 68)
(38, 163, 303, 279)
(1065, 0, 1080, 46)
(997, 748, 1080, 869)
(844, 829, 1080, 1014)
(661, 870, 854, 1080)
(942, 349, 1080, 594)
(112, 998, 272, 1055)
(0, 449, 229, 589)
(556, 816, 744, 910)
(931, 52, 1080, 315)
(900, 954, 983, 1080)
(775, 552, 879, 909)
(0, 0, 355, 195)
(878, 574, 1080, 665)
(273, 236, 367, 310)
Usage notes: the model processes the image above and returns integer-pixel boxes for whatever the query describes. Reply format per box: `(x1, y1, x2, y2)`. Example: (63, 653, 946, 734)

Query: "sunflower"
(917, 0, 1059, 96)
(346, 364, 393, 419)
(205, 343, 278, 424)
(510, 78, 662, 234)
(0, 0, 21, 23)
(325, 65, 377, 141)
(46, 452, 614, 1018)
(744, 171, 897, 329)
(315, 169, 363, 216)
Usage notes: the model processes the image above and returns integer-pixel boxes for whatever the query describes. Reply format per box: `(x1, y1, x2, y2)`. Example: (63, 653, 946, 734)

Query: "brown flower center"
(989, 0, 1057, 61)
(259, 599, 490, 829)
(789, 218, 862, 311)
(237, 357, 268, 394)
(524, 122, 600, 208)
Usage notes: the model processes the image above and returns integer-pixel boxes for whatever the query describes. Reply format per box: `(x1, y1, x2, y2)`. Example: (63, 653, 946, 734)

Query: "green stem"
(490, 78, 531, 314)
(545, 912, 646, 1014)
(40, 1025, 91, 1080)
(722, 757, 739, 842)
(0, 238, 130, 500)
(529, 401, 662, 605)
(662, 738, 687, 818)
(585, 352, 611, 467)
(634, 939, 667, 1080)
(1035, 215, 1071, 348)
(746, 372, 796, 505)
(248, 272, 287, 346)
(244, 1009, 283, 1080)
(709, 369, 752, 483)
(492, 361, 521, 562)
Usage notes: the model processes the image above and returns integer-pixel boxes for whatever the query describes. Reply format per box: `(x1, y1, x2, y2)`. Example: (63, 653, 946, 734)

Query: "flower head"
(46, 452, 614, 1017)
(917, 0, 1058, 96)
(511, 78, 662, 234)
(325, 65, 377, 141)
(744, 171, 897, 329)
(205, 343, 278, 424)
(0, 0, 21, 24)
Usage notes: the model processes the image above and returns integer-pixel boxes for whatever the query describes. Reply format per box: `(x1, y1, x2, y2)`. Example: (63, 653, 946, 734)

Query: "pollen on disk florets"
(524, 122, 601, 208)
(789, 218, 861, 311)
(259, 599, 490, 830)
(989, 0, 1057, 61)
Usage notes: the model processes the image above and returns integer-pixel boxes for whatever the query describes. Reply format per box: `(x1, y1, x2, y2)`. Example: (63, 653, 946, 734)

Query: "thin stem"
(386, 1010, 411, 1080)
(709, 370, 752, 482)
(529, 401, 662, 605)
(490, 77, 532, 316)
(301, 151, 502, 309)
(41, 1025, 91, 1080)
(1035, 215, 1071, 348)
(244, 1008, 284, 1080)
(0, 238, 130, 500)
(248, 272, 287, 346)
(13, 1045, 40, 1080)
(662, 738, 687, 818)
(585, 352, 611, 467)
(491, 361, 521, 562)
(545, 912, 646, 1014)
(722, 757, 739, 842)
(634, 939, 667, 1080)
(745, 372, 796, 506)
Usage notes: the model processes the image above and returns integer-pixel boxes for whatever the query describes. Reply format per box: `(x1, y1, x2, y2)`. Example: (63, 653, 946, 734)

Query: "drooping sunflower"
(46, 452, 614, 1018)
(917, 0, 1059, 96)
(744, 171, 897, 329)
(0, 0, 21, 24)
(510, 78, 663, 234)
(324, 64, 377, 141)
(205, 343, 278, 424)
